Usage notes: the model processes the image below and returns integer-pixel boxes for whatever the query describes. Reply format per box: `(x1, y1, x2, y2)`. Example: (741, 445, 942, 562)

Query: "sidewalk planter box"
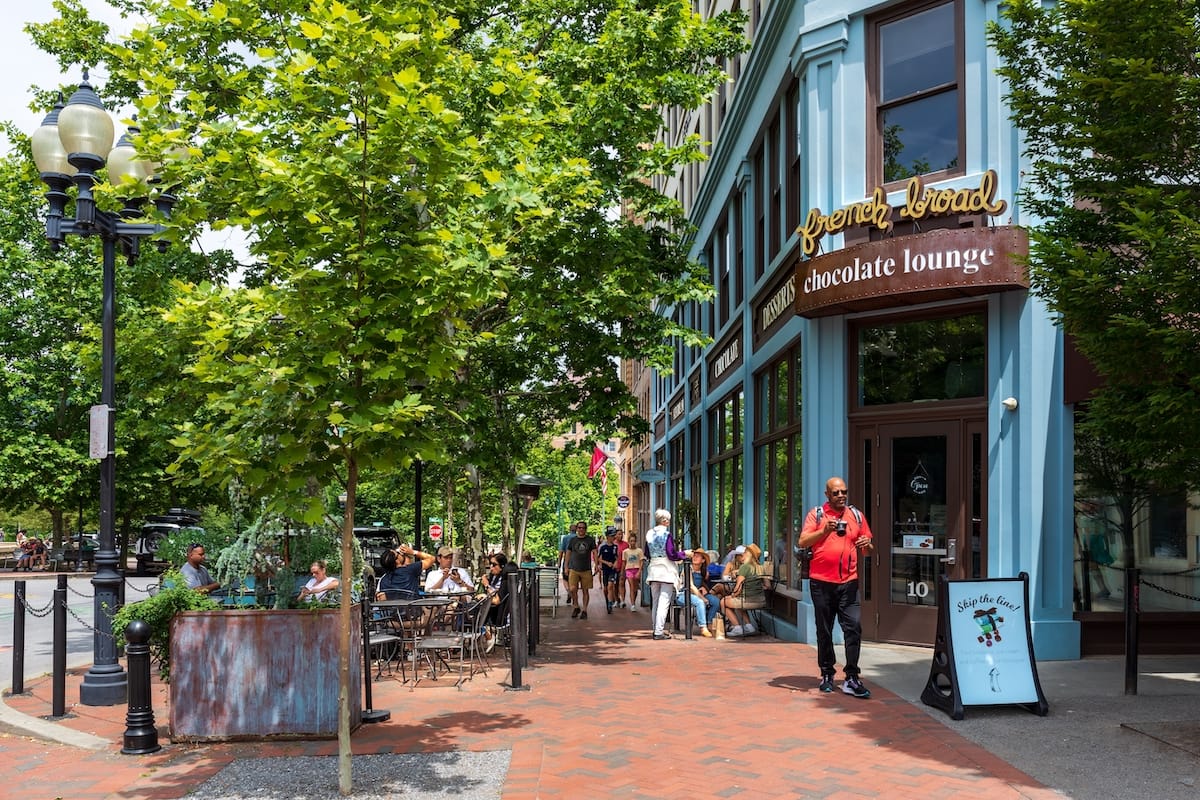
(169, 607, 361, 741)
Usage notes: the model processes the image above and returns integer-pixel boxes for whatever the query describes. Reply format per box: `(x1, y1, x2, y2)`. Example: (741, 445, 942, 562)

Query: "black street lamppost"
(32, 71, 177, 706)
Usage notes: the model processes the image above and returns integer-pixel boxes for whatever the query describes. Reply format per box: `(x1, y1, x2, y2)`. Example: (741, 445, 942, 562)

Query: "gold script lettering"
(901, 170, 1007, 223)
(796, 186, 893, 257)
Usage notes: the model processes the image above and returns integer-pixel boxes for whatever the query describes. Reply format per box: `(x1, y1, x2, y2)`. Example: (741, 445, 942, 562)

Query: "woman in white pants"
(644, 509, 689, 640)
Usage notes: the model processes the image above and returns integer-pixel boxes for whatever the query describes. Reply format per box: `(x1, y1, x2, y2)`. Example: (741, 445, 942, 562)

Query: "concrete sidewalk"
(2, 592, 1198, 799)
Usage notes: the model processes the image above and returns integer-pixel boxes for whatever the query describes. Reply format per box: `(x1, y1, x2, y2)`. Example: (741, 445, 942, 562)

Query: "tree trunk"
(445, 472, 455, 548)
(338, 457, 357, 795)
(50, 508, 64, 550)
(500, 484, 512, 556)
(464, 465, 485, 576)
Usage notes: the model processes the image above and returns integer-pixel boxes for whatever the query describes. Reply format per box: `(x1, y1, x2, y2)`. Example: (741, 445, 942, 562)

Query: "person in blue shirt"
(375, 544, 434, 600)
(598, 528, 621, 613)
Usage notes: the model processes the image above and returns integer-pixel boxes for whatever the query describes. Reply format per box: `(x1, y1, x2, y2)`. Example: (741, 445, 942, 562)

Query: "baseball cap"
(437, 546, 454, 557)
(733, 545, 746, 555)
(605, 526, 617, 536)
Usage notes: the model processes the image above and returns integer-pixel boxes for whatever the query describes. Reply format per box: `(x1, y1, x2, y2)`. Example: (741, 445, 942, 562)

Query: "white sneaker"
(727, 625, 744, 637)
(630, 606, 637, 612)
(744, 623, 757, 635)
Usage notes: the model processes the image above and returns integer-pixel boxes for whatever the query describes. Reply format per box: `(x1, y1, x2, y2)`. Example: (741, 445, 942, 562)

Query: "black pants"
(810, 578, 862, 678)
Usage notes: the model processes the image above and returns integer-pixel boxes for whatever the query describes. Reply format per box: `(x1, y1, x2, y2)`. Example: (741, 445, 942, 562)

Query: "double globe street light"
(31, 70, 177, 706)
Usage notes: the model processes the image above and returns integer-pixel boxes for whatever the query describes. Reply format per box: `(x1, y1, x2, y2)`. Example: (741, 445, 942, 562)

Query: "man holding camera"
(799, 476, 874, 699)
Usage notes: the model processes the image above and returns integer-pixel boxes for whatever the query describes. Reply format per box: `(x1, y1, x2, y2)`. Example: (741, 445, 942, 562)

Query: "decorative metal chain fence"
(15, 592, 55, 618)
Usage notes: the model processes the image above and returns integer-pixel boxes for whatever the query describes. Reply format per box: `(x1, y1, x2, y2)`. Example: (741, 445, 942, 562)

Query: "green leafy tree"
(0, 138, 96, 546)
(989, 0, 1200, 562)
(31, 2, 742, 789)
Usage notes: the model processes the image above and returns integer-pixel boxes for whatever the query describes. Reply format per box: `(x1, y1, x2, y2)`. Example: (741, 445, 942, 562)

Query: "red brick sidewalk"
(2, 592, 1060, 799)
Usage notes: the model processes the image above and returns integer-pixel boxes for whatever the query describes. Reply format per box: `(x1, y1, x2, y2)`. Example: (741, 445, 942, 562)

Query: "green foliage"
(156, 526, 236, 571)
(111, 570, 220, 680)
(27, 0, 744, 580)
(990, 0, 1200, 499)
(507, 444, 618, 564)
(677, 498, 700, 550)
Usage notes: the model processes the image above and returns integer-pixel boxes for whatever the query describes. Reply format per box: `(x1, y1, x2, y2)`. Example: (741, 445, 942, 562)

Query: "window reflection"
(857, 312, 986, 406)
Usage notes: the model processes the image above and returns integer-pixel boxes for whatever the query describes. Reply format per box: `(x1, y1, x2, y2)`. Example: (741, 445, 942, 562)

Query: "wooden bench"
(0, 541, 18, 569)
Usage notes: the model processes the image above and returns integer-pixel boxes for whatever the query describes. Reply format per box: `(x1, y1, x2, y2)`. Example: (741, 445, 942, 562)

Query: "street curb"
(0, 685, 112, 750)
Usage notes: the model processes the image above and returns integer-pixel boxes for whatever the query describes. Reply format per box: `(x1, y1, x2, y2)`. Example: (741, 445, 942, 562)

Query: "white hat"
(733, 545, 746, 555)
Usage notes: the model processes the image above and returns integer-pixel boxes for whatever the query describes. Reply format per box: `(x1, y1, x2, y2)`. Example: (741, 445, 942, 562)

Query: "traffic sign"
(429, 523, 443, 541)
(617, 495, 630, 509)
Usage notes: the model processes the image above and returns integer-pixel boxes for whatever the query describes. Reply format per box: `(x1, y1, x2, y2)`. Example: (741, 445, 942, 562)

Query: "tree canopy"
(990, 0, 1200, 503)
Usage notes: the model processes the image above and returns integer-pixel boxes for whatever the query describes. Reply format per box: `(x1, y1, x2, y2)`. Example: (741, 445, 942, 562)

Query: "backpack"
(794, 504, 863, 563)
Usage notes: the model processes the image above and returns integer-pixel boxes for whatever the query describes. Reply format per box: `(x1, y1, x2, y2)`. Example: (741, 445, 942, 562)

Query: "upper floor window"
(870, 1, 963, 187)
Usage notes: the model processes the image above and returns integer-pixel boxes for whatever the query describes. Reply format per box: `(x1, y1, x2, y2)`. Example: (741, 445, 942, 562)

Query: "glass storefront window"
(708, 390, 744, 555)
(857, 311, 985, 406)
(1073, 413, 1199, 613)
(754, 345, 801, 588)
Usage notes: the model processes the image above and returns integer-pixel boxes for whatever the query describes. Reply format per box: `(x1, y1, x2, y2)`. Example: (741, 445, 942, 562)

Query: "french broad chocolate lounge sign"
(794, 171, 1030, 318)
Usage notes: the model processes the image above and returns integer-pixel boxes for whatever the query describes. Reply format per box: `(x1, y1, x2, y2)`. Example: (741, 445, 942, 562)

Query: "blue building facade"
(637, 0, 1085, 658)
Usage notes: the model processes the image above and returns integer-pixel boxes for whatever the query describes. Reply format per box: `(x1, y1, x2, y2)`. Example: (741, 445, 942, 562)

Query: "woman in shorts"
(622, 532, 643, 612)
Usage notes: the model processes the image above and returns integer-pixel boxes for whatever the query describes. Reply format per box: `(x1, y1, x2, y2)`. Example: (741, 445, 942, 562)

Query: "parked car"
(353, 525, 399, 574)
(133, 508, 203, 575)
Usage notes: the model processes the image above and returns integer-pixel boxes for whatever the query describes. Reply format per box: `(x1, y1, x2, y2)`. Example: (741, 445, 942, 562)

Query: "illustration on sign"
(946, 581, 1038, 706)
(921, 574, 1048, 719)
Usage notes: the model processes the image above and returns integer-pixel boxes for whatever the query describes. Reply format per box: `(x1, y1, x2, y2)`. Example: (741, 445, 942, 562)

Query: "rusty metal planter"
(169, 607, 362, 741)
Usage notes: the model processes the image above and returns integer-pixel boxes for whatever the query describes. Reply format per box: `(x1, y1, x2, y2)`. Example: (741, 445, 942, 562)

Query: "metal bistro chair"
(537, 566, 560, 618)
(412, 594, 491, 689)
(374, 592, 426, 684)
(365, 608, 403, 679)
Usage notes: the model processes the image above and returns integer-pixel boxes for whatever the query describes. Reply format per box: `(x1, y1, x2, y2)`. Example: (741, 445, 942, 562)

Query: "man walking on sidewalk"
(799, 476, 874, 699)
(565, 521, 597, 620)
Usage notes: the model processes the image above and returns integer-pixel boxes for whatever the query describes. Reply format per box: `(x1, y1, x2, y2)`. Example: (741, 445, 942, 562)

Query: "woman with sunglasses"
(677, 549, 719, 636)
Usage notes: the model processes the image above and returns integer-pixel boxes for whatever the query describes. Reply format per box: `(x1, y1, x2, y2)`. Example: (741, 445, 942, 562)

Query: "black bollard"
(52, 575, 67, 717)
(122, 619, 161, 754)
(505, 570, 529, 691)
(1124, 567, 1139, 696)
(359, 594, 390, 723)
(525, 566, 539, 657)
(11, 580, 26, 695)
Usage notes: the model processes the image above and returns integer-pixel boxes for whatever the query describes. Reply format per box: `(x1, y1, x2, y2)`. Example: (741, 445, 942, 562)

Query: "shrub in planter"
(111, 570, 220, 680)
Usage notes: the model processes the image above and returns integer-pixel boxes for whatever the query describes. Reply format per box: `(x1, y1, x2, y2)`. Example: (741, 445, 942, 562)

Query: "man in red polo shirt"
(799, 476, 874, 699)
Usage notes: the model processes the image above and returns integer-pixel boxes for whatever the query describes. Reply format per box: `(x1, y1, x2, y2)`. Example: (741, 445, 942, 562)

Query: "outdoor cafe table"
(372, 596, 454, 681)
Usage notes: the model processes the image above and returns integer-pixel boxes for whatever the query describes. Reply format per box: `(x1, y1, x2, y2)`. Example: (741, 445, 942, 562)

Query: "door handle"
(940, 539, 957, 565)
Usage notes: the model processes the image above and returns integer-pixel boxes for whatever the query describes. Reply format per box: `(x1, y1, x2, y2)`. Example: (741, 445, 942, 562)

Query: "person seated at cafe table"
(677, 549, 719, 637)
(424, 546, 475, 594)
(710, 545, 745, 597)
(476, 552, 519, 653)
(298, 560, 339, 602)
(719, 542, 767, 637)
(182, 543, 223, 595)
(376, 544, 435, 600)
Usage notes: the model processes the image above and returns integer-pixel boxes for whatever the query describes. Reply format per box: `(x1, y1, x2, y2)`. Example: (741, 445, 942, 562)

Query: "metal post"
(80, 234, 127, 706)
(1124, 567, 1139, 696)
(52, 574, 67, 717)
(505, 570, 529, 691)
(360, 594, 389, 723)
(525, 567, 539, 656)
(11, 580, 26, 695)
(121, 619, 161, 754)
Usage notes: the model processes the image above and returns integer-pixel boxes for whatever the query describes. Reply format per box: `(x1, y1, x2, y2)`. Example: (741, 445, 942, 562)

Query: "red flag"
(599, 464, 608, 495)
(587, 445, 609, 479)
